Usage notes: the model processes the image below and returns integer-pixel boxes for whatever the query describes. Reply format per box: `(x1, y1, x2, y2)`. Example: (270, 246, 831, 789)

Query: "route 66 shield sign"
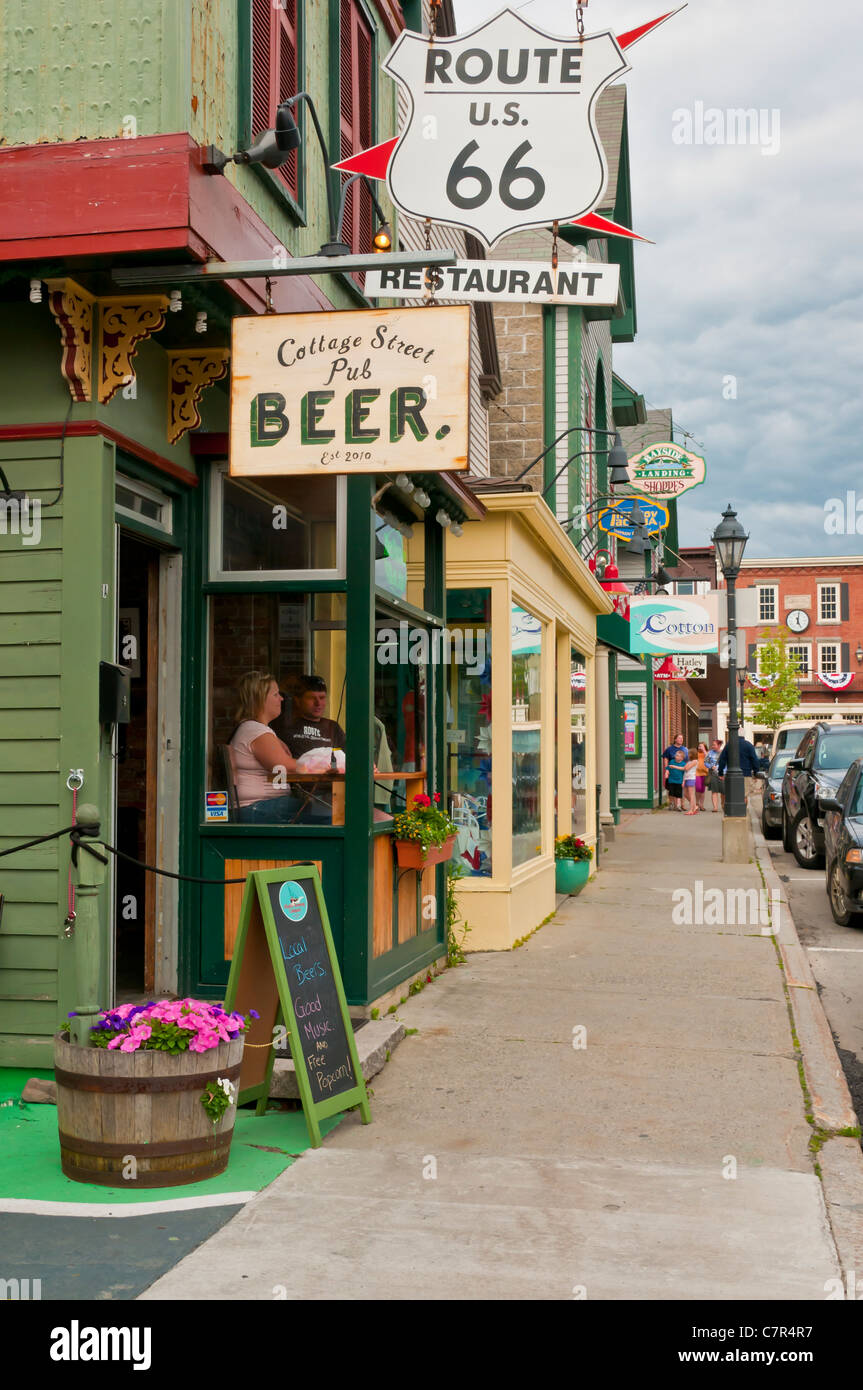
(382, 7, 629, 247)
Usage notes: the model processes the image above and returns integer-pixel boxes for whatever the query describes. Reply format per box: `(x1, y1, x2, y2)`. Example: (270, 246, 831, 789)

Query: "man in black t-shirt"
(280, 675, 345, 821)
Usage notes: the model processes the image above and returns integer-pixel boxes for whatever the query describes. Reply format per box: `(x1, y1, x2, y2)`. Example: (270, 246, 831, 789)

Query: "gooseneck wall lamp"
(202, 93, 392, 259)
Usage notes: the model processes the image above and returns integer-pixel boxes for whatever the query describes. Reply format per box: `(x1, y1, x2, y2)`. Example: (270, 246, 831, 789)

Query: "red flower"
(433, 792, 441, 803)
(414, 793, 432, 808)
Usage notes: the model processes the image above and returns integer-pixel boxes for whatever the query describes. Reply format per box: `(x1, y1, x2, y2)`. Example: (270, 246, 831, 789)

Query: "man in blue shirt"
(718, 736, 762, 801)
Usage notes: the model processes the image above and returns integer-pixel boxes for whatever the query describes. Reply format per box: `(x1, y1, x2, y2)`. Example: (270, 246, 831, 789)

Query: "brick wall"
(487, 301, 545, 485)
(736, 561, 863, 701)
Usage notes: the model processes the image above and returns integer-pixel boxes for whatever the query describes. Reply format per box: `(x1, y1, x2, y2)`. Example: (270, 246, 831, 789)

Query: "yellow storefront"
(445, 489, 614, 950)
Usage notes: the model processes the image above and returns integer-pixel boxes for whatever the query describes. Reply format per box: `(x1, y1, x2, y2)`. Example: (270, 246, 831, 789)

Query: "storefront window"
(571, 646, 587, 837)
(209, 467, 344, 578)
(374, 607, 427, 820)
(374, 520, 407, 600)
(207, 592, 347, 825)
(445, 589, 492, 876)
(512, 603, 543, 867)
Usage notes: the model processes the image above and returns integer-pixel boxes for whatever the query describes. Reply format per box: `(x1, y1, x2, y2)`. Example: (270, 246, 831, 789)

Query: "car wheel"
(761, 811, 780, 840)
(792, 811, 825, 870)
(782, 806, 792, 853)
(828, 860, 861, 927)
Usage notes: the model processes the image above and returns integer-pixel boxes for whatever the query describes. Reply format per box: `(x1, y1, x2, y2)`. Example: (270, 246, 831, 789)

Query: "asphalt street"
(765, 835, 863, 1125)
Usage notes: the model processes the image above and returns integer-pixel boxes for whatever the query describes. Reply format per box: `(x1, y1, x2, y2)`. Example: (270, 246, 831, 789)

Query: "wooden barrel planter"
(54, 1034, 244, 1188)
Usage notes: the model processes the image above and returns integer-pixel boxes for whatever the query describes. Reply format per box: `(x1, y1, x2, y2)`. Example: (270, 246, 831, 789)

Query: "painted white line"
(807, 947, 863, 953)
(0, 1191, 255, 1218)
(787, 876, 825, 881)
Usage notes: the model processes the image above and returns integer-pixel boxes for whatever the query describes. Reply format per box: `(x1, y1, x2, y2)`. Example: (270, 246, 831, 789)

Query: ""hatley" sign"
(229, 306, 470, 477)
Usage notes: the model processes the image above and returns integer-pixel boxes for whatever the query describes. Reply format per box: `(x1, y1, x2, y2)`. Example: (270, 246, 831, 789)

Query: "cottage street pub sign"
(230, 306, 470, 476)
(627, 442, 707, 498)
(381, 8, 629, 245)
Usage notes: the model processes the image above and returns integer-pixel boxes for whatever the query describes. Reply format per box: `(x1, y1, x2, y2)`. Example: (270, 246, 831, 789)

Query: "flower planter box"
(395, 834, 457, 870)
(555, 857, 591, 895)
(54, 1034, 244, 1188)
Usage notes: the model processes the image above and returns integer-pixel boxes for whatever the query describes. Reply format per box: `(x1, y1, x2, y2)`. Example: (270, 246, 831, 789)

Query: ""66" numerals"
(445, 140, 546, 212)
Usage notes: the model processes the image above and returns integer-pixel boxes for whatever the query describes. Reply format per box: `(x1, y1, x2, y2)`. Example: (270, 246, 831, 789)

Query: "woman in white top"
(229, 671, 300, 823)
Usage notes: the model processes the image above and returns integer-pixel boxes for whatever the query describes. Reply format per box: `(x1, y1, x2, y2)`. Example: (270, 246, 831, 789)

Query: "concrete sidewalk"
(141, 809, 845, 1301)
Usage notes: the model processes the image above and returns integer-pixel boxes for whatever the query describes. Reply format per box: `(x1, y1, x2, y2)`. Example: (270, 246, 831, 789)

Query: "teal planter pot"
(555, 858, 591, 895)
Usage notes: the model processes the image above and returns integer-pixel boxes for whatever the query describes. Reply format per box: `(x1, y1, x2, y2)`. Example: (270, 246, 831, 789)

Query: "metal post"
(724, 577, 746, 818)
(69, 804, 106, 1047)
(595, 783, 602, 870)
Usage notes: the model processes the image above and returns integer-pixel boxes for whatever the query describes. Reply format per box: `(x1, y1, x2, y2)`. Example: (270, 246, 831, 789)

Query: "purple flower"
(249, 1009, 260, 1020)
(67, 1011, 77, 1018)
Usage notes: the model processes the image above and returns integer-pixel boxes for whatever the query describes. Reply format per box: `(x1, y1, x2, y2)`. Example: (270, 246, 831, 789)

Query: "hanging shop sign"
(629, 595, 719, 655)
(381, 9, 631, 246)
(652, 654, 707, 681)
(627, 442, 706, 498)
(365, 258, 619, 307)
(230, 306, 470, 477)
(597, 495, 669, 540)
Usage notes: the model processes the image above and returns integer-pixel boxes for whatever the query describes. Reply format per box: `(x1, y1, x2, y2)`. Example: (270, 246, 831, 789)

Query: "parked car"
(761, 749, 797, 839)
(771, 721, 813, 758)
(781, 723, 863, 869)
(820, 759, 863, 926)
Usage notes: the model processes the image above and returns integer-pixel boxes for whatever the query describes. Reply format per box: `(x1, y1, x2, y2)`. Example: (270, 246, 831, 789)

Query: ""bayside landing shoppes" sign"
(229, 306, 470, 477)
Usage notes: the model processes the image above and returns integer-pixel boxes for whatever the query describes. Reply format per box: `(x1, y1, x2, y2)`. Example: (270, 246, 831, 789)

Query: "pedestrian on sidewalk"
(718, 735, 762, 802)
(666, 746, 687, 810)
(682, 748, 700, 814)
(694, 742, 710, 811)
(663, 732, 686, 806)
(705, 738, 723, 812)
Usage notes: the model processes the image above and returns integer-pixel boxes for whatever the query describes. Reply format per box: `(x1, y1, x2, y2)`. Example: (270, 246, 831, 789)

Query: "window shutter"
(275, 0, 299, 198)
(251, 0, 275, 142)
(843, 642, 850, 671)
(338, 0, 374, 277)
(250, 0, 299, 203)
(841, 582, 850, 621)
(748, 643, 756, 670)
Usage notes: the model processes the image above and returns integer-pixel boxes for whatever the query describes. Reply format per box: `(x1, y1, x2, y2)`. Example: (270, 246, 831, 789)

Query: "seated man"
(280, 675, 346, 822)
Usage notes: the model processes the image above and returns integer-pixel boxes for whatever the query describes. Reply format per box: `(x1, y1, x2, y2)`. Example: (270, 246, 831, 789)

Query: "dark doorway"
(115, 533, 160, 997)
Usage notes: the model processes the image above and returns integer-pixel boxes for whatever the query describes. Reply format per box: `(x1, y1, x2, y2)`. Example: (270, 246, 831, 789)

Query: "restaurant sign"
(365, 258, 619, 307)
(629, 595, 720, 655)
(230, 306, 470, 477)
(627, 442, 706, 498)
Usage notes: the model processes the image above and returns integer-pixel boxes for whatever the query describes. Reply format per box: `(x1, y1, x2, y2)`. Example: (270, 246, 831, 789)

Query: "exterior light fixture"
(608, 434, 631, 487)
(29, 279, 42, 303)
(435, 508, 452, 529)
(413, 488, 430, 508)
(169, 290, 182, 312)
(450, 521, 464, 538)
(195, 311, 207, 334)
(712, 504, 749, 823)
(712, 502, 748, 580)
(373, 222, 393, 252)
(395, 474, 414, 493)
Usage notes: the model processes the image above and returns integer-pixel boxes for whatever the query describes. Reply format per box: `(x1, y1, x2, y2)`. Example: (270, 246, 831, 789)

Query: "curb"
(751, 809, 863, 1284)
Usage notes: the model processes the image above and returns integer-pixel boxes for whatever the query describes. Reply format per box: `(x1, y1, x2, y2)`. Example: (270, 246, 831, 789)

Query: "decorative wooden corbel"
(167, 350, 230, 445)
(98, 296, 169, 404)
(44, 278, 96, 402)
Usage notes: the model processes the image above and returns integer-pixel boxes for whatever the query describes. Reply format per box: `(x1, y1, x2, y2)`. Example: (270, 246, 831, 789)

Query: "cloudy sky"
(452, 0, 863, 558)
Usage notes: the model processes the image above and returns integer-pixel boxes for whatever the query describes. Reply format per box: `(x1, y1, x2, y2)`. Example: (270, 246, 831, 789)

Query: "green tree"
(746, 627, 803, 730)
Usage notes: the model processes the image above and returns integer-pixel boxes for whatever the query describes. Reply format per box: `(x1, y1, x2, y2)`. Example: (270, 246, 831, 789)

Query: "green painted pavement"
(0, 1068, 341, 1204)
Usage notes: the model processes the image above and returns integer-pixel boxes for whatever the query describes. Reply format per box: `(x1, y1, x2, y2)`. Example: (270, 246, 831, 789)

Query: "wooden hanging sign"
(224, 865, 371, 1148)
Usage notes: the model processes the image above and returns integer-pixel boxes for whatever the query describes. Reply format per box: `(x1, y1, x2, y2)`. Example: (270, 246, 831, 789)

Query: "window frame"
(786, 642, 811, 678)
(757, 584, 778, 623)
(817, 581, 840, 624)
(238, 0, 307, 225)
(208, 463, 347, 583)
(818, 641, 840, 674)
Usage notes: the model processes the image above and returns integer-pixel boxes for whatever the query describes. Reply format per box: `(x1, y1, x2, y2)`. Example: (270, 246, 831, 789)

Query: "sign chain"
(265, 277, 274, 314)
(429, 0, 440, 42)
(576, 3, 586, 39)
(551, 219, 559, 272)
(423, 217, 439, 307)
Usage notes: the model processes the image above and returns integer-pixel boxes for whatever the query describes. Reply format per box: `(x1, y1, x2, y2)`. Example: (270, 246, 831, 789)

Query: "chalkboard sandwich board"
(224, 865, 371, 1148)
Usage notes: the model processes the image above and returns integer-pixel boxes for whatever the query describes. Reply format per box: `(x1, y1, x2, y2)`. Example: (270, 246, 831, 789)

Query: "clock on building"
(787, 609, 810, 633)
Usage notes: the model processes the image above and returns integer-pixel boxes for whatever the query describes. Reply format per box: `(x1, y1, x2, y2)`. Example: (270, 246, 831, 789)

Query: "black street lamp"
(712, 504, 749, 819)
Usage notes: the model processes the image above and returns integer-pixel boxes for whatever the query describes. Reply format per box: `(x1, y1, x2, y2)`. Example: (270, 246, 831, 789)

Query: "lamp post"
(712, 505, 749, 841)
